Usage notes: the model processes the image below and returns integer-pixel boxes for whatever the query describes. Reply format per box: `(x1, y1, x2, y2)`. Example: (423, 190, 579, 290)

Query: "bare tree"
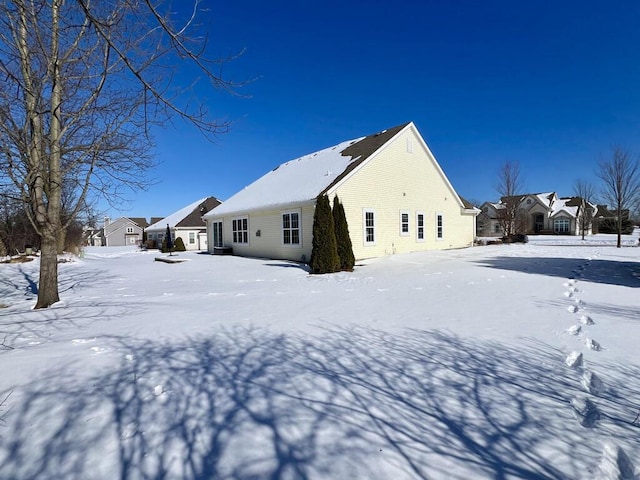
(573, 179, 596, 240)
(495, 160, 525, 237)
(596, 147, 640, 248)
(0, 0, 240, 308)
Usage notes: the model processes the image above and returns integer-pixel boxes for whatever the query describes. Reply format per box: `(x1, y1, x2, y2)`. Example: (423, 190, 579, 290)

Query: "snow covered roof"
(204, 123, 410, 218)
(535, 192, 556, 207)
(147, 197, 220, 231)
(550, 197, 579, 218)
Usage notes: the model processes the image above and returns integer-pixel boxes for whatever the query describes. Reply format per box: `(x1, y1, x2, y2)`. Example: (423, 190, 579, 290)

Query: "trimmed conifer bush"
(174, 236, 186, 252)
(309, 194, 340, 274)
(332, 196, 355, 271)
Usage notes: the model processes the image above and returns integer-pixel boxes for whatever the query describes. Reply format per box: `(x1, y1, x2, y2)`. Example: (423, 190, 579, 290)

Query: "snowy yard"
(1, 233, 639, 479)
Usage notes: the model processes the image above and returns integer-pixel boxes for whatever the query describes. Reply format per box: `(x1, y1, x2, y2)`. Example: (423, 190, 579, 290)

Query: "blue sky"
(109, 0, 640, 219)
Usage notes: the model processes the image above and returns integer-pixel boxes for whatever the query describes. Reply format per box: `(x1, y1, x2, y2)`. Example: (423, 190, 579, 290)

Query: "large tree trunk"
(57, 228, 66, 254)
(35, 230, 60, 309)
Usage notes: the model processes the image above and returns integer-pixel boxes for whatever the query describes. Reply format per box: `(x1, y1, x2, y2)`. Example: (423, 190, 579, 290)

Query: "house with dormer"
(203, 122, 479, 262)
(477, 192, 597, 237)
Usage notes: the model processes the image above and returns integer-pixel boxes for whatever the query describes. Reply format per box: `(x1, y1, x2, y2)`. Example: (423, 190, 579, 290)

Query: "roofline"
(318, 122, 411, 196)
(203, 199, 317, 220)
(323, 122, 471, 212)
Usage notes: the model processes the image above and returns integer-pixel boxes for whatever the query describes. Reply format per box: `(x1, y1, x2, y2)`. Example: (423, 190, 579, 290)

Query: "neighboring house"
(146, 197, 221, 250)
(203, 122, 479, 262)
(593, 205, 631, 234)
(476, 202, 505, 237)
(102, 217, 147, 246)
(477, 193, 597, 236)
(84, 226, 102, 246)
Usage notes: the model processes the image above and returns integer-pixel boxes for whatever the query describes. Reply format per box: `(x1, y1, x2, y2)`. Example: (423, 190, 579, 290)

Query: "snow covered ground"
(1, 232, 639, 479)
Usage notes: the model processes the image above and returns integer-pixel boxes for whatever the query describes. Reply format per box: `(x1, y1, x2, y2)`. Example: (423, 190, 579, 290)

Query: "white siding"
(207, 203, 315, 262)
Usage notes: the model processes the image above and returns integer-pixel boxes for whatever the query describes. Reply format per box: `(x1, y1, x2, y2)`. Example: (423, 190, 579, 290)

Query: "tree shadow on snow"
(476, 257, 640, 288)
(0, 266, 143, 350)
(1, 326, 639, 479)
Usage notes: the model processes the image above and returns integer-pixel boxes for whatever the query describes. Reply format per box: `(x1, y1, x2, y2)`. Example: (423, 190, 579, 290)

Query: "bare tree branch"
(596, 147, 640, 248)
(573, 179, 596, 240)
(0, 0, 241, 307)
(495, 160, 525, 238)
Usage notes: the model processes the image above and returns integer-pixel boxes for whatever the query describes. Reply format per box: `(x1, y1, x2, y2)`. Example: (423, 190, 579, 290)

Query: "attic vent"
(272, 165, 280, 171)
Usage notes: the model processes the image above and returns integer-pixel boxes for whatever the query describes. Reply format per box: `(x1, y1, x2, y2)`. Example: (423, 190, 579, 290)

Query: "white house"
(203, 122, 478, 262)
(147, 197, 221, 250)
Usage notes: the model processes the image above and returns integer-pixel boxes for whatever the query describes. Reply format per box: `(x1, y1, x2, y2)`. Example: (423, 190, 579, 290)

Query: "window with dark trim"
(400, 211, 409, 236)
(282, 211, 300, 246)
(416, 213, 424, 241)
(364, 209, 375, 244)
(232, 217, 249, 244)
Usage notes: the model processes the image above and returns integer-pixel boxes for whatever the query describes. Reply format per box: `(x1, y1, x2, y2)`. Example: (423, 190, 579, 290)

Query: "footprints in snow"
(561, 259, 608, 431)
(71, 337, 110, 355)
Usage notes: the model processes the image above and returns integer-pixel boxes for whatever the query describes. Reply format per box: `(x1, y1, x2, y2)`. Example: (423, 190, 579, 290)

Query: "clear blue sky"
(109, 0, 640, 219)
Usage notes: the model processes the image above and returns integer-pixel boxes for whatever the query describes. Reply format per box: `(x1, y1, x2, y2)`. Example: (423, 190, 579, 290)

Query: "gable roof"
(205, 123, 415, 218)
(550, 197, 579, 218)
(176, 197, 221, 227)
(148, 197, 221, 231)
(103, 216, 142, 235)
(129, 217, 149, 228)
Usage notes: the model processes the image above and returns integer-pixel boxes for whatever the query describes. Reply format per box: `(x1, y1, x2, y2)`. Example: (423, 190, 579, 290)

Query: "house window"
(232, 217, 249, 244)
(129, 237, 136, 244)
(436, 214, 443, 240)
(526, 199, 532, 205)
(416, 212, 425, 241)
(494, 224, 501, 234)
(282, 211, 301, 246)
(400, 211, 410, 236)
(126, 226, 134, 234)
(212, 221, 223, 248)
(364, 209, 375, 245)
(189, 232, 195, 244)
(554, 217, 570, 233)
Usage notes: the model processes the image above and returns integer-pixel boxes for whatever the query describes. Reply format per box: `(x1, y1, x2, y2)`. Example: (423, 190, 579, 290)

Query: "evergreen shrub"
(332, 196, 355, 271)
(309, 194, 340, 274)
(174, 236, 186, 252)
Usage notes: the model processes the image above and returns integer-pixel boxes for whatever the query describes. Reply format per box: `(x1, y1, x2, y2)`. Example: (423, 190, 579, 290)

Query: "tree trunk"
(617, 211, 622, 248)
(35, 231, 60, 309)
(57, 227, 66, 254)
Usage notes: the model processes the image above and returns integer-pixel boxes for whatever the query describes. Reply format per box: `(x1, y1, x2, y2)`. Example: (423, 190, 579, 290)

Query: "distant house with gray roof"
(100, 217, 147, 246)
